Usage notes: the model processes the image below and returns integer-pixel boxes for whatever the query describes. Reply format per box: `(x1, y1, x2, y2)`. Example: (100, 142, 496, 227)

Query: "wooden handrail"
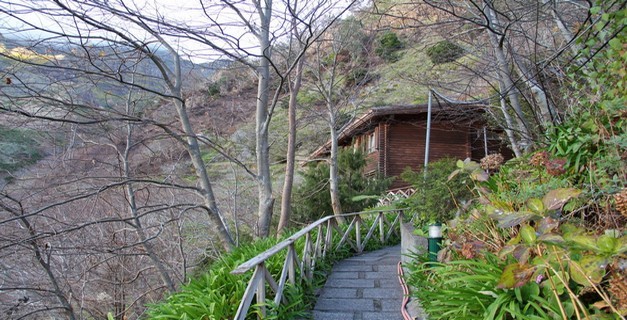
(231, 209, 404, 320)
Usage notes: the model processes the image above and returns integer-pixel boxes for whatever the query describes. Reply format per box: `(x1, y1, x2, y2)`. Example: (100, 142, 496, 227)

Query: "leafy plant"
(0, 126, 43, 173)
(207, 81, 221, 97)
(548, 2, 626, 194)
(439, 159, 625, 318)
(407, 251, 568, 320)
(344, 67, 371, 87)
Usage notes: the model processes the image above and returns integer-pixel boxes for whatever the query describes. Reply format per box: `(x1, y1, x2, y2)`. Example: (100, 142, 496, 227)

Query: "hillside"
(1, 0, 624, 319)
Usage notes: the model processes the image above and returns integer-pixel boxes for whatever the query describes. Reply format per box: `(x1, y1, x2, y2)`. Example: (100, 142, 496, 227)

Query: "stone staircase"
(312, 245, 403, 320)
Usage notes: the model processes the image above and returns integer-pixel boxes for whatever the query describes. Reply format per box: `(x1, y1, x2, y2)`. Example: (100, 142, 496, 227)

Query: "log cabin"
(310, 103, 513, 189)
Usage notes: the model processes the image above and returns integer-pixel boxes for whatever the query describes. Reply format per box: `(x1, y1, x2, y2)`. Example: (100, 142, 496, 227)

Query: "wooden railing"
(230, 209, 404, 320)
(378, 187, 416, 206)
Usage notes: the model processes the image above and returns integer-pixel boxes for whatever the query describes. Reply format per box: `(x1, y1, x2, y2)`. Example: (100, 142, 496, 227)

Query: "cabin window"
(367, 131, 377, 153)
(353, 136, 364, 153)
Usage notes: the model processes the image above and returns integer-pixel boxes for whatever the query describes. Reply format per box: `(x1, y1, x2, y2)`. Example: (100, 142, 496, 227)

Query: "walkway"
(312, 245, 403, 320)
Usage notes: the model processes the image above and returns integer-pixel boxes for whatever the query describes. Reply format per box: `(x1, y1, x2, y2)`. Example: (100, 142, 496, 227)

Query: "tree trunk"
(278, 57, 305, 236)
(485, 4, 532, 150)
(173, 99, 235, 251)
(6, 206, 77, 320)
(328, 119, 345, 224)
(497, 90, 523, 157)
(545, 0, 584, 58)
(510, 52, 555, 126)
(150, 36, 235, 251)
(255, 0, 275, 238)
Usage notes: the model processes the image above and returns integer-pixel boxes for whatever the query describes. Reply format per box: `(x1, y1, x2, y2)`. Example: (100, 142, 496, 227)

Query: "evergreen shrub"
(425, 40, 465, 64)
(292, 148, 391, 223)
(375, 31, 404, 62)
(400, 158, 473, 229)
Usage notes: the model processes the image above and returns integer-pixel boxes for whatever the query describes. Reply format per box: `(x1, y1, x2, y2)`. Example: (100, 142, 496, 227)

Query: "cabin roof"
(309, 102, 487, 159)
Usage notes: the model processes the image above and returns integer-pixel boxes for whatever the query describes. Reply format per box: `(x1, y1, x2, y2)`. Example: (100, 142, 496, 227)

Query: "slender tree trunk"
(154, 38, 234, 250)
(545, 0, 584, 58)
(485, 4, 531, 149)
(32, 243, 76, 320)
(255, 0, 275, 238)
(148, 36, 234, 251)
(0, 201, 78, 320)
(497, 88, 523, 157)
(510, 51, 555, 125)
(278, 57, 305, 236)
(328, 116, 345, 223)
(173, 99, 235, 251)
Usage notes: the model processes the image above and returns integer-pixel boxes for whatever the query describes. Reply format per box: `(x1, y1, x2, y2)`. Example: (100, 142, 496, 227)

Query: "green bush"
(292, 148, 391, 223)
(425, 40, 465, 64)
(344, 67, 370, 88)
(546, 5, 626, 192)
(407, 156, 625, 319)
(399, 158, 473, 228)
(404, 5, 626, 319)
(207, 81, 220, 97)
(146, 238, 278, 319)
(375, 31, 403, 62)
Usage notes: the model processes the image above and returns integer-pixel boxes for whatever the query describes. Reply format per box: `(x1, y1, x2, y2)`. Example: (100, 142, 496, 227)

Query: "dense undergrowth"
(145, 213, 400, 319)
(406, 155, 625, 319)
(403, 4, 626, 318)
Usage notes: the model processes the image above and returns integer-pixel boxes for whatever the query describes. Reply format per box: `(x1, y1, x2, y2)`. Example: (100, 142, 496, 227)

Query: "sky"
(0, 0, 258, 62)
(1, 0, 363, 63)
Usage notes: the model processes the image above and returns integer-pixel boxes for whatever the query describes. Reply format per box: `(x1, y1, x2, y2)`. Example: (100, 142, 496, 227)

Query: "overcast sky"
(1, 0, 259, 62)
(1, 0, 363, 63)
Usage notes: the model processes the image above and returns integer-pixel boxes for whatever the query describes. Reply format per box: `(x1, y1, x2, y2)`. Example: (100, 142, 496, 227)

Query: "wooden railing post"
(355, 216, 362, 253)
(323, 219, 333, 258)
(288, 244, 296, 285)
(337, 217, 356, 251)
(312, 225, 323, 271)
(257, 263, 266, 319)
(234, 264, 265, 320)
(302, 232, 312, 280)
(379, 211, 385, 244)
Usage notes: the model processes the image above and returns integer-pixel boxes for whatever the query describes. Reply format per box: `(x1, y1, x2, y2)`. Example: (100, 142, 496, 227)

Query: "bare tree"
(277, 14, 307, 235)
(0, 1, 238, 317)
(307, 17, 374, 220)
(209, 0, 361, 236)
(276, 0, 361, 234)
(1, 0, 236, 250)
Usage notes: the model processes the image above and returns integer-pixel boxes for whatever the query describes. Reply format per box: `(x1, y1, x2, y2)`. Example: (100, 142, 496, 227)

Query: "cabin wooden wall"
(345, 119, 489, 189)
(386, 122, 471, 188)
